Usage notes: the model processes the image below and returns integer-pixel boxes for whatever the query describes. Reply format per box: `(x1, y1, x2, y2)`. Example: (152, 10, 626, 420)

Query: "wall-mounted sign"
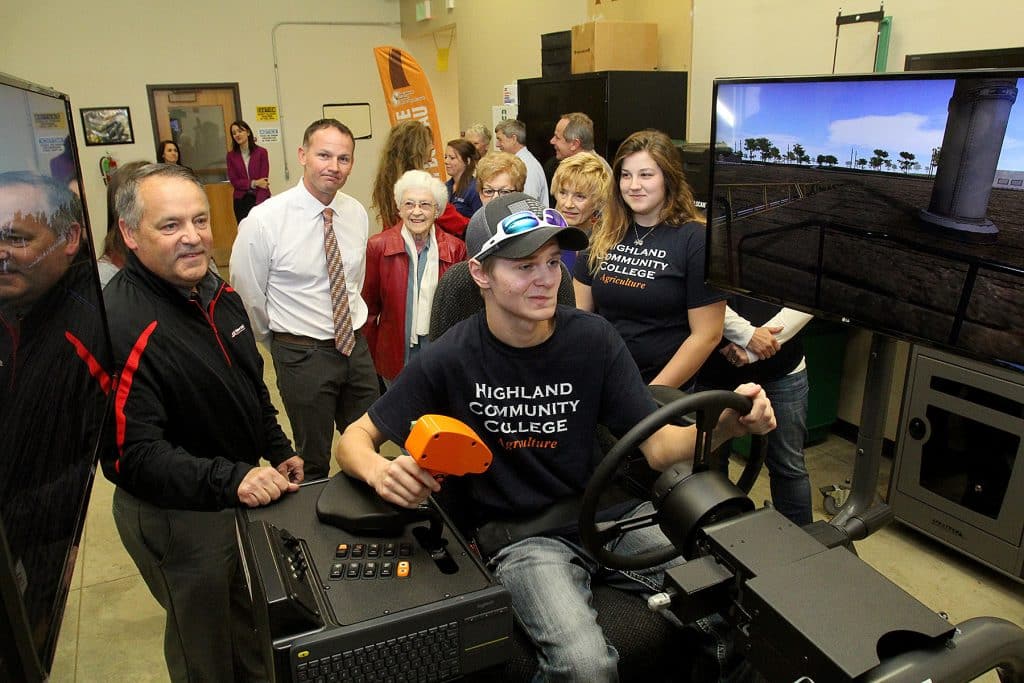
(255, 105, 279, 121)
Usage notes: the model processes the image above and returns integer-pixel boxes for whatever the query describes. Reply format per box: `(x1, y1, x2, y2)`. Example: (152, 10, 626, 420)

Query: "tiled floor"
(49, 365, 1024, 681)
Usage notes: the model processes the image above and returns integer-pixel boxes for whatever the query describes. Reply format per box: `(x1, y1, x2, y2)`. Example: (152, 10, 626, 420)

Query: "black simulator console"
(238, 416, 509, 683)
(238, 476, 511, 683)
(580, 391, 1024, 683)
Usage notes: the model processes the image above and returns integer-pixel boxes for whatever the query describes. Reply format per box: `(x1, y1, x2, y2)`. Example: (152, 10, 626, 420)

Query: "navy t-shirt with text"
(368, 306, 656, 525)
(575, 221, 726, 383)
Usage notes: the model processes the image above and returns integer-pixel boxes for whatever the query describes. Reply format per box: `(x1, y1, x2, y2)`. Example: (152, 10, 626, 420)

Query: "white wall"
(690, 0, 1024, 142)
(399, 0, 587, 138)
(1, 0, 461, 242)
(269, 22, 460, 222)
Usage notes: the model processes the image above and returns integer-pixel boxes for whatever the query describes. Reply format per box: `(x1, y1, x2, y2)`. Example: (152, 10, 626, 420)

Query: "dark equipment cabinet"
(517, 71, 688, 183)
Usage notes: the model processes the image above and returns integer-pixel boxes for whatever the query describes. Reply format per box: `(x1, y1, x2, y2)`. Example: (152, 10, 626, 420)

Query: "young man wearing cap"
(336, 193, 775, 681)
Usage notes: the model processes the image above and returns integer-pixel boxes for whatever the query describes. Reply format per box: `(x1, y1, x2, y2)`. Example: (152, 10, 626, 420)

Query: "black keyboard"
(296, 621, 461, 682)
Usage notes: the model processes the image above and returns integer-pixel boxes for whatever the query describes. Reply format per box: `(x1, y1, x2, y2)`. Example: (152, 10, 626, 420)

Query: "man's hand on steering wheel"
(719, 382, 776, 439)
(580, 388, 773, 570)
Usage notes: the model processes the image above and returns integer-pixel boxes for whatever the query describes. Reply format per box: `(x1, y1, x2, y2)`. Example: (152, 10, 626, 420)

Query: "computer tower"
(889, 345, 1024, 581)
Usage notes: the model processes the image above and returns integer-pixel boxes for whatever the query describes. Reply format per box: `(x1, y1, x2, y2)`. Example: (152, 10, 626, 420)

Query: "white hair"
(393, 169, 448, 211)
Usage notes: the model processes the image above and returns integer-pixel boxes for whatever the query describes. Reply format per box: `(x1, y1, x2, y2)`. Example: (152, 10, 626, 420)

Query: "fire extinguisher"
(99, 153, 118, 186)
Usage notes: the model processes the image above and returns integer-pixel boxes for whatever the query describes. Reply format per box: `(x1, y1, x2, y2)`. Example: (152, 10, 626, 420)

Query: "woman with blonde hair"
(574, 129, 725, 389)
(551, 152, 612, 270)
(362, 170, 466, 384)
(370, 121, 469, 238)
(474, 152, 526, 206)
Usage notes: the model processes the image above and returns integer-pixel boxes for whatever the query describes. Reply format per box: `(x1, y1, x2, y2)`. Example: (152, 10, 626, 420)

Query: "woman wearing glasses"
(475, 152, 527, 207)
(574, 129, 726, 390)
(362, 170, 466, 385)
(370, 121, 470, 239)
(551, 152, 612, 272)
(444, 138, 482, 219)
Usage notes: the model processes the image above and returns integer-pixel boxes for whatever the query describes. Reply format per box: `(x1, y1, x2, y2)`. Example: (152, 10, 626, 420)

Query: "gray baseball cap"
(466, 193, 588, 262)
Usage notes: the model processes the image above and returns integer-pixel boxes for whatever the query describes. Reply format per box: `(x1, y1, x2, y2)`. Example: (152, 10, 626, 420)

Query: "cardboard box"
(571, 21, 658, 74)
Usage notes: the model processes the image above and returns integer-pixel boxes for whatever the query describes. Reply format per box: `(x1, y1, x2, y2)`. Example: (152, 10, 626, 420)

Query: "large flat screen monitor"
(0, 72, 111, 681)
(706, 70, 1024, 371)
(905, 47, 1024, 72)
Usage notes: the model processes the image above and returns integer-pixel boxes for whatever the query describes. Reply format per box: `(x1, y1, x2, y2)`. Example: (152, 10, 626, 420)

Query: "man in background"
(550, 111, 613, 175)
(699, 297, 815, 527)
(495, 118, 549, 207)
(103, 163, 303, 682)
(231, 118, 379, 481)
(464, 122, 492, 159)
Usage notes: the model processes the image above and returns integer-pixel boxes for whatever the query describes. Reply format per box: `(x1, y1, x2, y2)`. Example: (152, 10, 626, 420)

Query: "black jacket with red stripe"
(101, 253, 294, 510)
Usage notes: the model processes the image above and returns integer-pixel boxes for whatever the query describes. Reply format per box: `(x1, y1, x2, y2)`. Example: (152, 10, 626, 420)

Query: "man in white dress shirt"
(494, 119, 549, 208)
(230, 118, 379, 480)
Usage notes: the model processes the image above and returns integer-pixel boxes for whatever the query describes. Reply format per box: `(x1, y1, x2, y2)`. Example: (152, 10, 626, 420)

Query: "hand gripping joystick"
(405, 414, 493, 481)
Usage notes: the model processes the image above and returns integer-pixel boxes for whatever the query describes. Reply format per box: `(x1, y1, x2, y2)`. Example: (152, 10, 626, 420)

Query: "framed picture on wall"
(80, 106, 135, 146)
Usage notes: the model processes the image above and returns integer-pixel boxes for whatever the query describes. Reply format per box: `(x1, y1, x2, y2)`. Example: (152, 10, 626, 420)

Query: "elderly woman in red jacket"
(362, 169, 467, 385)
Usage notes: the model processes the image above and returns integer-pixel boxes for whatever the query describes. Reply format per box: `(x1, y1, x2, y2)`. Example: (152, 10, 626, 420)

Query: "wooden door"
(148, 84, 241, 265)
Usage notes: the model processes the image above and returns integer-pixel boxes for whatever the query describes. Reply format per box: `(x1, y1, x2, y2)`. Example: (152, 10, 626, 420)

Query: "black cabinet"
(517, 71, 688, 182)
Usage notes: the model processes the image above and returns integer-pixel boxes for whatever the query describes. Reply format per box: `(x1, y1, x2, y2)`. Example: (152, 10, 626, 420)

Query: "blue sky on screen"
(716, 78, 1024, 171)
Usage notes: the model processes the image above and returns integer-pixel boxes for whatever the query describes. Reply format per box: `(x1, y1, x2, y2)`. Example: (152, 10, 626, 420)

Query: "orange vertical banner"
(373, 46, 447, 182)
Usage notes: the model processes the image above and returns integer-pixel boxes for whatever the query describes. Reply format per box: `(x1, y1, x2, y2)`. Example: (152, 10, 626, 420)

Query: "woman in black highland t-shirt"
(573, 129, 726, 389)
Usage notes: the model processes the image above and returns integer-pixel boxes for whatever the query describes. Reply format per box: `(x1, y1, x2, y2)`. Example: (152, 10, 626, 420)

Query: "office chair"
(428, 261, 682, 682)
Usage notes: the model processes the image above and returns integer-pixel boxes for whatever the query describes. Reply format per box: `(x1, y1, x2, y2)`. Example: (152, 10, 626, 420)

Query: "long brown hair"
(588, 129, 702, 271)
(228, 120, 259, 153)
(446, 138, 479, 196)
(370, 121, 433, 227)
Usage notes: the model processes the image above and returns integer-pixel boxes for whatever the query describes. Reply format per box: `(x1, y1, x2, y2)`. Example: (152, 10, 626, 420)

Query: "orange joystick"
(404, 415, 493, 481)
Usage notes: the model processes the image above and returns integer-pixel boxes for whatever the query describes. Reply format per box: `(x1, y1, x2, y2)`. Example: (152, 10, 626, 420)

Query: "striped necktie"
(322, 207, 356, 355)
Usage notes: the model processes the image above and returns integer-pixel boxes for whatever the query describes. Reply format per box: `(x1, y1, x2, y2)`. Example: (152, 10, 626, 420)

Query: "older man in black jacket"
(102, 163, 303, 682)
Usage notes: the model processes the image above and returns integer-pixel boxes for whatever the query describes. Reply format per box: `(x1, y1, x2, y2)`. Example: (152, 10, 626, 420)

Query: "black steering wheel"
(579, 390, 766, 571)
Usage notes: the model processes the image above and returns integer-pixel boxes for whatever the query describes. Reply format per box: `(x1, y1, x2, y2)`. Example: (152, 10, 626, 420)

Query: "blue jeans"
(761, 369, 812, 526)
(488, 502, 685, 682)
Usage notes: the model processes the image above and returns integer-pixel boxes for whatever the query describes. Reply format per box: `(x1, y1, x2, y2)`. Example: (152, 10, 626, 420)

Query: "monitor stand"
(828, 332, 897, 529)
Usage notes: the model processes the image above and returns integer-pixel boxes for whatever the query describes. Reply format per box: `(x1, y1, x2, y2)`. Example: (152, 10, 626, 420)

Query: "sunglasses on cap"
(472, 208, 568, 261)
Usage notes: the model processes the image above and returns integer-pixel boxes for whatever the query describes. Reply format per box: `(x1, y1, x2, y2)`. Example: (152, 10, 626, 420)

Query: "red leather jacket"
(362, 225, 467, 380)
(436, 201, 469, 238)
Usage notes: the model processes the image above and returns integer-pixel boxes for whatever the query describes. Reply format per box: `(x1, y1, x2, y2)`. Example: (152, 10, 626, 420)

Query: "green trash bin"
(802, 319, 847, 444)
(730, 318, 848, 456)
